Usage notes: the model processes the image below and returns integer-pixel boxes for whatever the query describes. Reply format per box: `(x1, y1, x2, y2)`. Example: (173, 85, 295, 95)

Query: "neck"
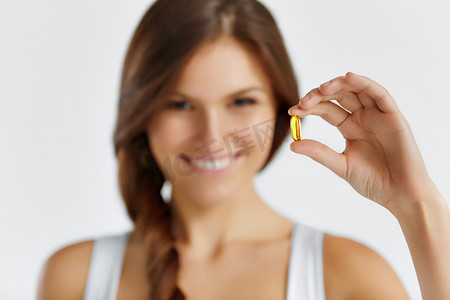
(129, 181, 294, 259)
(168, 181, 291, 259)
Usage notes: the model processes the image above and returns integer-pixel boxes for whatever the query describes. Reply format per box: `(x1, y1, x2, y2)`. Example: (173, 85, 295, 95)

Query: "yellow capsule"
(290, 115, 302, 141)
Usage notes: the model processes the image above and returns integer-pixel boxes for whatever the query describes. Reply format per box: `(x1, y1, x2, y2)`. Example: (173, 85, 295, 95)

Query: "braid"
(117, 134, 185, 299)
(145, 208, 184, 299)
(142, 192, 184, 300)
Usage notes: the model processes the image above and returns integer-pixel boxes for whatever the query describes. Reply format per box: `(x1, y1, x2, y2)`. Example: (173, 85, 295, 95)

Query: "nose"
(196, 109, 224, 147)
(192, 108, 253, 160)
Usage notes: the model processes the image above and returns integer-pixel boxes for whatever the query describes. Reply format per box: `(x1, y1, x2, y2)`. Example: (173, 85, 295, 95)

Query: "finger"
(299, 87, 364, 113)
(289, 101, 350, 127)
(318, 76, 378, 109)
(320, 77, 377, 109)
(344, 88, 375, 109)
(290, 139, 347, 179)
(319, 72, 399, 113)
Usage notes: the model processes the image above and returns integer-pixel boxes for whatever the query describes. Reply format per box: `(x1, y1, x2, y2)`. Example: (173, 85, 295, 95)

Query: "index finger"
(319, 72, 399, 113)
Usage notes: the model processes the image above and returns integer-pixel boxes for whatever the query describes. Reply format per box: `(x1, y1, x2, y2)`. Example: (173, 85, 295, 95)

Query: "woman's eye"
(167, 100, 192, 110)
(233, 98, 255, 106)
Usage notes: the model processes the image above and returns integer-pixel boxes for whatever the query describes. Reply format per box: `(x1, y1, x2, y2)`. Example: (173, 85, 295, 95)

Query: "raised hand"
(288, 72, 437, 212)
(288, 72, 450, 300)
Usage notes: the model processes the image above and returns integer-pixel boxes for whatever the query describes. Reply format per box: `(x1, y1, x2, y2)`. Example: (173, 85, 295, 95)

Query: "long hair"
(113, 0, 300, 298)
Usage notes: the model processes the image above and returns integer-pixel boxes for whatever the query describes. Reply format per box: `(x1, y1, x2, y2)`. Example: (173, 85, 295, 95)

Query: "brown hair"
(113, 0, 300, 298)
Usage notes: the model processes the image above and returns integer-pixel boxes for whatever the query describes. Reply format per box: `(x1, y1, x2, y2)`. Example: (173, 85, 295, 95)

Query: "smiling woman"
(146, 37, 279, 202)
(35, 0, 449, 299)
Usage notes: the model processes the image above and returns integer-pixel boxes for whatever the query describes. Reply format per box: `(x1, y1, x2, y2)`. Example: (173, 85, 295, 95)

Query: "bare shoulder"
(36, 239, 94, 300)
(323, 233, 409, 300)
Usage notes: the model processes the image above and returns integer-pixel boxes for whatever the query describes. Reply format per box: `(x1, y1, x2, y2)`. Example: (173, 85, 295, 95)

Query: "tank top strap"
(286, 222, 326, 300)
(83, 230, 131, 300)
(83, 224, 324, 300)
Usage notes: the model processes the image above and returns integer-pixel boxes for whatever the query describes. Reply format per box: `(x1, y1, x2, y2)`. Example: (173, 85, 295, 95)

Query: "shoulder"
(322, 233, 409, 300)
(36, 239, 94, 300)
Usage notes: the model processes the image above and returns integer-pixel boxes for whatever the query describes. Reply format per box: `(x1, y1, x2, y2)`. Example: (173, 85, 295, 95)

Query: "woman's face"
(146, 36, 278, 205)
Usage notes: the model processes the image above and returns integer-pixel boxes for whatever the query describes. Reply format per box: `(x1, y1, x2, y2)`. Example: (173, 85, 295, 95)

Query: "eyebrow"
(172, 87, 268, 101)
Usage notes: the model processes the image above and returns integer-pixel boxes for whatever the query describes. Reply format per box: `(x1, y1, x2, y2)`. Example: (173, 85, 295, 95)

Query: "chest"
(178, 241, 291, 300)
(117, 240, 291, 300)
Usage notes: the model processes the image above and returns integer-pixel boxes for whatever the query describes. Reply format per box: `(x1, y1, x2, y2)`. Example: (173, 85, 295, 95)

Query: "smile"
(182, 153, 243, 175)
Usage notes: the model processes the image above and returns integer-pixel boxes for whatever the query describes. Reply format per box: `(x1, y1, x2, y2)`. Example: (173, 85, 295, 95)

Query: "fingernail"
(288, 104, 299, 115)
(302, 93, 311, 101)
(321, 79, 332, 87)
(299, 94, 311, 108)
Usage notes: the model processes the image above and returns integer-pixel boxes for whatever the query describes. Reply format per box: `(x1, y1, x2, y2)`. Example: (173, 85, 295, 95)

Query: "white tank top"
(83, 222, 326, 300)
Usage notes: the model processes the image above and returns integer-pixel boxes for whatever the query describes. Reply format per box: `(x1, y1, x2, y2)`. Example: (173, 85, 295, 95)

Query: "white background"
(1, 0, 449, 299)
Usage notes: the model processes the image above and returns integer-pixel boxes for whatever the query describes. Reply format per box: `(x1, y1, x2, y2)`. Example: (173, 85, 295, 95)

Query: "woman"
(37, 0, 449, 299)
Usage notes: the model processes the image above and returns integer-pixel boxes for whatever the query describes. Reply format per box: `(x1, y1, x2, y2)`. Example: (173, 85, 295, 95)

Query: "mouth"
(181, 152, 243, 175)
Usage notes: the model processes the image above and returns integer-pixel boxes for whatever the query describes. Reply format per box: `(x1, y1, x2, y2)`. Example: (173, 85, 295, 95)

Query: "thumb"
(290, 139, 347, 179)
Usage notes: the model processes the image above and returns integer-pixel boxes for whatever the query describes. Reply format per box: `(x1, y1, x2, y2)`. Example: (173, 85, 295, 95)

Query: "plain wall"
(1, 0, 449, 299)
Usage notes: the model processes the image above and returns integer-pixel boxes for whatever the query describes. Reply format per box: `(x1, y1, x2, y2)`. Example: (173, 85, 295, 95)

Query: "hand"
(288, 72, 437, 212)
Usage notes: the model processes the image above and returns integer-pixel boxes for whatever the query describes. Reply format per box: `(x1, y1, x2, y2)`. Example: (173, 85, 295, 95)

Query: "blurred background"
(1, 0, 449, 299)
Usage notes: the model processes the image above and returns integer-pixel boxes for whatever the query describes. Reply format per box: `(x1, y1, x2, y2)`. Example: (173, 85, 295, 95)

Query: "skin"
(37, 36, 449, 299)
(145, 36, 281, 252)
(288, 72, 450, 299)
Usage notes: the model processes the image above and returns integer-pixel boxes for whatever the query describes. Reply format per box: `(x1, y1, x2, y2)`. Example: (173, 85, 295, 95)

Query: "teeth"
(190, 156, 233, 170)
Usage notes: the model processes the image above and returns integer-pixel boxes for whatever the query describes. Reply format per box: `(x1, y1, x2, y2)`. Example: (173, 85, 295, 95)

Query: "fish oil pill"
(290, 115, 302, 141)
